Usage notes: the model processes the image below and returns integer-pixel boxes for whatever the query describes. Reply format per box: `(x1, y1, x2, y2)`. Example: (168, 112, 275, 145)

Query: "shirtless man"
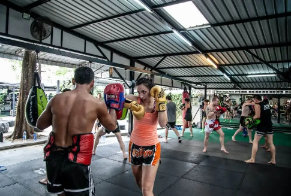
(36, 67, 117, 196)
(232, 98, 253, 143)
(203, 96, 229, 153)
(245, 95, 276, 164)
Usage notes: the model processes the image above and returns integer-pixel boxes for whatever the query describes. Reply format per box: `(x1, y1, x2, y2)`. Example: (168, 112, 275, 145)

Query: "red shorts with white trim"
(204, 119, 221, 133)
(129, 141, 161, 166)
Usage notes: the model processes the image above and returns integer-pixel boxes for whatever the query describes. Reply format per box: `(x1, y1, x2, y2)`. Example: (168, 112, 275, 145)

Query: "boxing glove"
(216, 105, 227, 114)
(150, 86, 166, 112)
(104, 83, 125, 110)
(124, 99, 145, 120)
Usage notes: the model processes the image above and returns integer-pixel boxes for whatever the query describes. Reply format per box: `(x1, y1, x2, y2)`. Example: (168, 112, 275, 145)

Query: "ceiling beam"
(23, 0, 51, 10)
(188, 81, 285, 84)
(171, 73, 278, 77)
(101, 31, 173, 44)
(69, 9, 144, 30)
(195, 87, 291, 90)
(245, 50, 286, 80)
(157, 60, 291, 69)
(133, 42, 291, 59)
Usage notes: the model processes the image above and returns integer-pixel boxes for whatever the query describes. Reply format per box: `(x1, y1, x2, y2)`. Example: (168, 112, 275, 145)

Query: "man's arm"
(158, 110, 168, 127)
(97, 101, 117, 131)
(36, 98, 53, 130)
(253, 104, 261, 119)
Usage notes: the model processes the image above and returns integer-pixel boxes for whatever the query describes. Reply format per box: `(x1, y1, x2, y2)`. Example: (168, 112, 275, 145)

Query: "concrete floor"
(0, 132, 291, 196)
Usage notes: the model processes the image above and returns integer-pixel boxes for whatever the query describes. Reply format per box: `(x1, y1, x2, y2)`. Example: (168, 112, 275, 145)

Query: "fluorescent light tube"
(206, 57, 217, 68)
(247, 74, 277, 77)
(223, 74, 231, 81)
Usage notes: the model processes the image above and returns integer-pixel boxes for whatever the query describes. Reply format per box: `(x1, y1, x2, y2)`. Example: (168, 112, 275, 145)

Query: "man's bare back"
(37, 88, 116, 147)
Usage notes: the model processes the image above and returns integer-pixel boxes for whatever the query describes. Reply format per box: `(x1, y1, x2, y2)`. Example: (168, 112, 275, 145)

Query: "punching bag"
(182, 87, 189, 128)
(25, 72, 48, 127)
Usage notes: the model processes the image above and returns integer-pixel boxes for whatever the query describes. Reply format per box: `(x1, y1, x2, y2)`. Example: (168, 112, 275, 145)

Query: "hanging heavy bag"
(25, 72, 48, 127)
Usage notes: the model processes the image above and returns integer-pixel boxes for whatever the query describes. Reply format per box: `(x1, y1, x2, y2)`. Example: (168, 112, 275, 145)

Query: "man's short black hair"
(166, 95, 172, 100)
(74, 66, 94, 84)
(253, 94, 262, 101)
(62, 88, 71, 92)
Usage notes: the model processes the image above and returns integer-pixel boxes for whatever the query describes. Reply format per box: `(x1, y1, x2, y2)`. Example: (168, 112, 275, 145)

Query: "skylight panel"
(163, 1, 209, 28)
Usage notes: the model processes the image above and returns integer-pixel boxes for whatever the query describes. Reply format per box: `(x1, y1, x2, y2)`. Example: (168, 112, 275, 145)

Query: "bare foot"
(123, 153, 127, 159)
(245, 159, 255, 163)
(202, 148, 207, 153)
(221, 148, 229, 154)
(39, 178, 48, 185)
(164, 139, 168, 143)
(268, 160, 276, 165)
(232, 136, 236, 141)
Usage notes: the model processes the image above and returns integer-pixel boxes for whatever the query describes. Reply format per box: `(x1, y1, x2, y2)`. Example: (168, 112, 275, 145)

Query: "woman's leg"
(131, 165, 143, 189)
(114, 132, 127, 159)
(165, 127, 169, 142)
(93, 129, 105, 155)
(188, 121, 193, 137)
(141, 163, 159, 196)
(182, 120, 186, 136)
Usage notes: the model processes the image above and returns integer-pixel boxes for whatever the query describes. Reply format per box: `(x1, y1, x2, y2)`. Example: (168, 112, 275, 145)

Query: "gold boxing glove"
(150, 85, 166, 112)
(124, 99, 145, 120)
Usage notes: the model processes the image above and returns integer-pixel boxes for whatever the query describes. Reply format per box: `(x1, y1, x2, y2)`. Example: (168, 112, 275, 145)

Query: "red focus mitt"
(104, 83, 125, 111)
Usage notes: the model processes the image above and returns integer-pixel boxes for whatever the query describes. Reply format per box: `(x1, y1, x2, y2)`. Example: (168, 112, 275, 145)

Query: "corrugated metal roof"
(3, 0, 291, 89)
(75, 11, 171, 42)
(107, 33, 195, 57)
(164, 67, 222, 76)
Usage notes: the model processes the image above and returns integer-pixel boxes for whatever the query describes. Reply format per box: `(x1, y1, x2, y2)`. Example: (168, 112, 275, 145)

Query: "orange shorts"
(129, 141, 161, 166)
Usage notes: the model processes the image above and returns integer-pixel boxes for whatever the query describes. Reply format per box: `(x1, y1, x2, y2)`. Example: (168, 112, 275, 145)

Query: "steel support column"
(278, 96, 281, 124)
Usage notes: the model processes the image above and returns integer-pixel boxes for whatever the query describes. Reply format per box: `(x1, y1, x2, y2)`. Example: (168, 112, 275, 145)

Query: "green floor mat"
(163, 127, 291, 147)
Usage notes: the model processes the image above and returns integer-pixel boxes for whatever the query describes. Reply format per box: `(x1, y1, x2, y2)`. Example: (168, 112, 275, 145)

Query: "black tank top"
(258, 102, 272, 126)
